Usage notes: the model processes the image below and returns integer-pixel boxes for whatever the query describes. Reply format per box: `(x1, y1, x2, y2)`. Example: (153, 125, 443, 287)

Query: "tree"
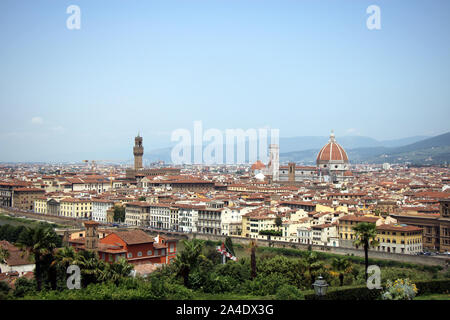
(173, 239, 205, 287)
(250, 240, 257, 279)
(299, 251, 324, 286)
(52, 246, 77, 270)
(71, 250, 105, 287)
(224, 237, 235, 257)
(259, 230, 282, 237)
(138, 196, 146, 202)
(100, 258, 134, 284)
(0, 247, 10, 264)
(51, 246, 78, 289)
(331, 257, 353, 286)
(114, 206, 126, 223)
(16, 227, 60, 291)
(275, 217, 283, 231)
(353, 222, 380, 281)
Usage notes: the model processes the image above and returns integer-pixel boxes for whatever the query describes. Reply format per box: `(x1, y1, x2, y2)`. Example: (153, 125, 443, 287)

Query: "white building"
(221, 207, 253, 236)
(149, 204, 172, 230)
(0, 241, 35, 276)
(311, 223, 339, 246)
(297, 226, 312, 245)
(175, 204, 199, 233)
(92, 199, 116, 223)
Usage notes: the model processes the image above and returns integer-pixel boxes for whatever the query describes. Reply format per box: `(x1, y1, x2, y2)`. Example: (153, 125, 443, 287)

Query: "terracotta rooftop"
(113, 230, 155, 245)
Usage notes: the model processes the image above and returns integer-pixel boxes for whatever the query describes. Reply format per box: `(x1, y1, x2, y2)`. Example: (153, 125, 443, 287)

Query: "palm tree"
(353, 222, 379, 281)
(72, 250, 106, 287)
(300, 251, 324, 285)
(100, 258, 134, 284)
(173, 239, 205, 287)
(331, 257, 353, 286)
(52, 246, 77, 269)
(51, 246, 77, 289)
(16, 227, 60, 291)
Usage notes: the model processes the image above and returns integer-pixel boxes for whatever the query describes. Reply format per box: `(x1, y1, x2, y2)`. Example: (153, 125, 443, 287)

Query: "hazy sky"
(1, 0, 449, 162)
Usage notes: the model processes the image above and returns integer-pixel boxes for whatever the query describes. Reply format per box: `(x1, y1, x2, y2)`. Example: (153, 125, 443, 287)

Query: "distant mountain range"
(144, 133, 450, 165)
(280, 132, 450, 165)
(278, 135, 429, 153)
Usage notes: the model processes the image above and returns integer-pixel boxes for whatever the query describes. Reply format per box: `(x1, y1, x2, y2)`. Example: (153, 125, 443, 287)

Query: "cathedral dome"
(251, 160, 266, 171)
(316, 131, 348, 164)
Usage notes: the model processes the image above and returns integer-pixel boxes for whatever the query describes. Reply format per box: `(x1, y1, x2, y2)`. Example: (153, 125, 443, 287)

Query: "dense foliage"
(113, 206, 126, 223)
(259, 230, 283, 236)
(2, 236, 449, 300)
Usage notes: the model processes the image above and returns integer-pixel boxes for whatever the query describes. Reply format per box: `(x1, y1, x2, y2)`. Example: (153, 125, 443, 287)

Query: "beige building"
(12, 187, 45, 211)
(60, 198, 93, 219)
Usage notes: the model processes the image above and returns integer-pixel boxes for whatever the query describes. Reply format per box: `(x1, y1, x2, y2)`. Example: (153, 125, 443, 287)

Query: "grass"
(0, 212, 69, 229)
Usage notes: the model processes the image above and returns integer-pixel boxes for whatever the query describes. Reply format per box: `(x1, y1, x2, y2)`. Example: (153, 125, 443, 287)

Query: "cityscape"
(1, 0, 449, 312)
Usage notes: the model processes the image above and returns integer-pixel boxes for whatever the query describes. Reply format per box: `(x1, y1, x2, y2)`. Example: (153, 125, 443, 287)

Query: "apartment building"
(12, 187, 45, 211)
(241, 207, 277, 238)
(375, 224, 423, 254)
(92, 199, 116, 223)
(124, 201, 150, 227)
(149, 204, 172, 230)
(60, 198, 93, 218)
(175, 204, 199, 233)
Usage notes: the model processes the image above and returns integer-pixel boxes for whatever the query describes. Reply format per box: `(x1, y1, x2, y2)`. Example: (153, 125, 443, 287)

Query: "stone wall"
(187, 233, 449, 267)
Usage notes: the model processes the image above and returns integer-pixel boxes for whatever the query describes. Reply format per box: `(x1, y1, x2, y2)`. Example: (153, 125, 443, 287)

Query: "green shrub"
(13, 277, 36, 298)
(166, 283, 194, 300)
(275, 284, 304, 300)
(0, 281, 11, 297)
(415, 279, 450, 296)
(381, 279, 418, 300)
(244, 273, 290, 296)
(259, 230, 282, 237)
(203, 274, 238, 294)
(304, 285, 383, 300)
(213, 260, 251, 283)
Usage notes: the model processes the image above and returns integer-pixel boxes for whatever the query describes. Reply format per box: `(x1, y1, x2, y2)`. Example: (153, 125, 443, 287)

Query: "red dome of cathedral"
(316, 131, 348, 164)
(251, 160, 266, 171)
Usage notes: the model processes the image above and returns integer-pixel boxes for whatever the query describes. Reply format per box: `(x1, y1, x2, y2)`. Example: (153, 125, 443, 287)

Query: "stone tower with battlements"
(133, 134, 144, 170)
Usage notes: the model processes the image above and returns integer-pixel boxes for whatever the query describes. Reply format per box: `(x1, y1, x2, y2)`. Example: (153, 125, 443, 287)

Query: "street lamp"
(312, 275, 329, 296)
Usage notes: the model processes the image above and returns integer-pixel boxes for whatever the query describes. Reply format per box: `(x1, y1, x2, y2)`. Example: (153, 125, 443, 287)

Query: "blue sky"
(0, 0, 449, 162)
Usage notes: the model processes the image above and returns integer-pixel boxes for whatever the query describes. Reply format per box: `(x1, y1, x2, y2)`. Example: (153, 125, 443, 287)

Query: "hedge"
(304, 285, 382, 300)
(415, 279, 450, 295)
(259, 230, 283, 237)
(303, 279, 450, 300)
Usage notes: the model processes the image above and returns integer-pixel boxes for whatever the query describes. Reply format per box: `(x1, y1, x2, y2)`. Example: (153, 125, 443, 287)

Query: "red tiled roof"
(113, 230, 155, 245)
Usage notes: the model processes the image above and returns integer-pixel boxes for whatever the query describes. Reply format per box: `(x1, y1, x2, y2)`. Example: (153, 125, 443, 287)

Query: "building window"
(127, 252, 132, 258)
(137, 251, 142, 257)
(147, 250, 152, 256)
